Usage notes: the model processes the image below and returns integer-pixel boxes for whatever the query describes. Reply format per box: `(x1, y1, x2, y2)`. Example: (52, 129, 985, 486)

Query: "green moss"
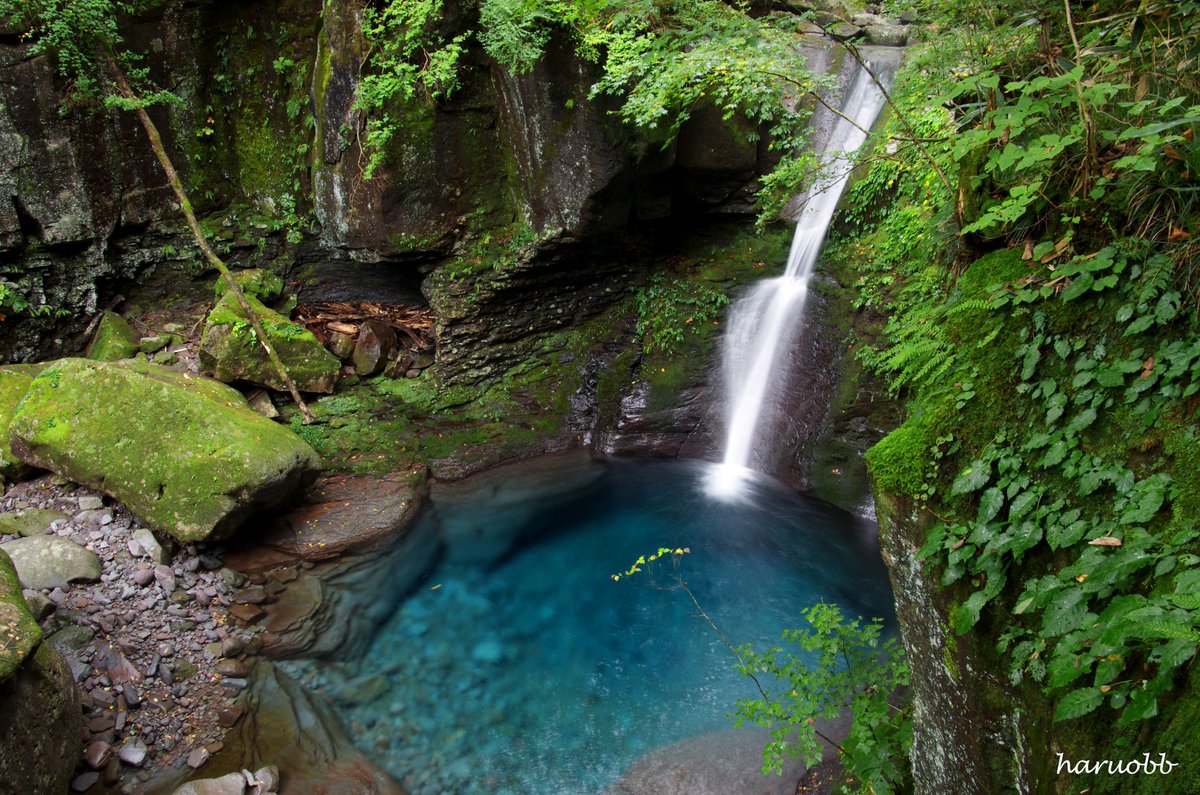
(0, 368, 35, 480)
(10, 359, 319, 542)
(866, 413, 933, 499)
(0, 549, 42, 683)
(200, 293, 340, 393)
(85, 312, 140, 362)
(213, 268, 286, 302)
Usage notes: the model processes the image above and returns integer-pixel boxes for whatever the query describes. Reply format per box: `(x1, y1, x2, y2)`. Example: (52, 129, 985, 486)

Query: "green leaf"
(1055, 687, 1103, 721)
(978, 488, 1005, 523)
(952, 459, 993, 495)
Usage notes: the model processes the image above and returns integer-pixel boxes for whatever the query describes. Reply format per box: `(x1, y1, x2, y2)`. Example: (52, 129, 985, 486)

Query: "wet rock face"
(873, 491, 1048, 794)
(0, 643, 81, 795)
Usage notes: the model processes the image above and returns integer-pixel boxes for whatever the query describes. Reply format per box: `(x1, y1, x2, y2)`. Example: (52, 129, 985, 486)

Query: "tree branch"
(108, 62, 317, 423)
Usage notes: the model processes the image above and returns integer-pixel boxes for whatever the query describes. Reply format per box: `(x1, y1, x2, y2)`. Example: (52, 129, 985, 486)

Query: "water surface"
(288, 459, 894, 795)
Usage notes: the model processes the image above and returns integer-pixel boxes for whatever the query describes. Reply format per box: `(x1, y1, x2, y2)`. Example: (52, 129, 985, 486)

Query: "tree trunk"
(109, 64, 317, 424)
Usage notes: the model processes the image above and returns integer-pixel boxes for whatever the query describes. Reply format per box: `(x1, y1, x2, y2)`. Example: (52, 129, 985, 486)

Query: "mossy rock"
(0, 642, 80, 794)
(0, 367, 35, 480)
(84, 311, 140, 361)
(0, 549, 41, 682)
(213, 269, 286, 303)
(8, 358, 321, 543)
(199, 293, 340, 394)
(0, 508, 70, 537)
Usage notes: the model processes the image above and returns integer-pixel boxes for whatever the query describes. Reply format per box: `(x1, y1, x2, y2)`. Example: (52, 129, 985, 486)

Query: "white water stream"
(706, 65, 889, 500)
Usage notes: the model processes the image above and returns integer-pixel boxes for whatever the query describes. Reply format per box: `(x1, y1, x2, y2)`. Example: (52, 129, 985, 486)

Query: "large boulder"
(199, 293, 340, 394)
(0, 550, 80, 794)
(0, 366, 36, 480)
(9, 359, 321, 542)
(84, 311, 140, 361)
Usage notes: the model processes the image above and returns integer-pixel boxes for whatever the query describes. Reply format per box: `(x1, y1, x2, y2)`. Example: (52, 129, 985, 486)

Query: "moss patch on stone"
(0, 549, 41, 683)
(200, 292, 340, 393)
(9, 359, 320, 542)
(0, 367, 35, 480)
(84, 311, 140, 362)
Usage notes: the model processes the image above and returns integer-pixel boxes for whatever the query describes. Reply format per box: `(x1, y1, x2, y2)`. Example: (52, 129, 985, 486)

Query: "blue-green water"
(289, 459, 895, 794)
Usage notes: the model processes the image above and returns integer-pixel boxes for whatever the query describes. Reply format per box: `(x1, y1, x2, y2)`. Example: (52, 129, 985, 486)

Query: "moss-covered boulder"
(8, 358, 322, 542)
(0, 643, 81, 794)
(0, 549, 41, 681)
(0, 366, 36, 480)
(84, 311, 140, 361)
(199, 293, 340, 394)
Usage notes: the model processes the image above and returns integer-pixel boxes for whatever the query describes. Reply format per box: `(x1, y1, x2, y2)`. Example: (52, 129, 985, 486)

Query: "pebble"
(70, 771, 100, 792)
(84, 740, 112, 770)
(132, 567, 155, 587)
(216, 658, 247, 678)
(186, 747, 210, 768)
(116, 738, 148, 767)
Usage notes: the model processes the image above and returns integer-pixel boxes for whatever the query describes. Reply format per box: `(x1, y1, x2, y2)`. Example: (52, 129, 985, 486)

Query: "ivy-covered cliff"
(823, 3, 1200, 792)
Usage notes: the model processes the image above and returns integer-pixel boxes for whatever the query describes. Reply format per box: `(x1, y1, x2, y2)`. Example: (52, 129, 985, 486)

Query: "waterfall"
(706, 64, 890, 500)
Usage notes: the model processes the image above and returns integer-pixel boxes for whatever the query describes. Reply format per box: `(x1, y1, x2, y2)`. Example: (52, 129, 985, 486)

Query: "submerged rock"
(9, 358, 321, 543)
(199, 293, 340, 394)
(84, 311, 140, 362)
(0, 535, 102, 590)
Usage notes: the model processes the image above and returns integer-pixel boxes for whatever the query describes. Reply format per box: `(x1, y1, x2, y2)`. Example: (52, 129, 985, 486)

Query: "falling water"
(706, 64, 890, 500)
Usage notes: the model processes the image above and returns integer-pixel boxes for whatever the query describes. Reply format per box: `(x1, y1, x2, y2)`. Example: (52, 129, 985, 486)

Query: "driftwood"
(295, 301, 436, 351)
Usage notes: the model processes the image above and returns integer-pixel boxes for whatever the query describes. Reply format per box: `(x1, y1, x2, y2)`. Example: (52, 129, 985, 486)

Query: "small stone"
(22, 589, 54, 620)
(84, 740, 112, 770)
(216, 658, 247, 678)
(77, 495, 104, 512)
(124, 683, 142, 707)
(216, 705, 244, 728)
(132, 528, 169, 564)
(116, 738, 148, 766)
(102, 757, 121, 785)
(228, 603, 264, 624)
(252, 766, 279, 793)
(220, 677, 248, 691)
(221, 634, 249, 657)
(234, 586, 267, 604)
(404, 368, 421, 379)
(246, 390, 279, 419)
(186, 747, 210, 769)
(151, 349, 178, 366)
(153, 564, 176, 594)
(327, 330, 356, 360)
(70, 771, 100, 792)
(132, 567, 155, 587)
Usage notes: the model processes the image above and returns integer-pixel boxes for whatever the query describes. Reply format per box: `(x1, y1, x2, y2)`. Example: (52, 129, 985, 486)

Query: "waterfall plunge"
(706, 65, 889, 501)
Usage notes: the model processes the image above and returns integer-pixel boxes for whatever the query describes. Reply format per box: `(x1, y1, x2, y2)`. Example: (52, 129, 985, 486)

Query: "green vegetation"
(848, 1, 1200, 742)
(614, 550, 911, 794)
(735, 604, 911, 794)
(357, 0, 825, 204)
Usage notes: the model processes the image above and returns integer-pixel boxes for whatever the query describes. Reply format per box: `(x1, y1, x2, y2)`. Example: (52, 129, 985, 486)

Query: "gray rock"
(252, 765, 279, 793)
(852, 12, 886, 26)
(866, 23, 909, 46)
(171, 771, 248, 795)
(116, 738, 147, 767)
(70, 771, 100, 792)
(0, 535, 102, 590)
(132, 567, 155, 587)
(131, 528, 169, 565)
(0, 508, 71, 537)
(77, 495, 104, 511)
(84, 740, 112, 770)
(351, 319, 397, 377)
(22, 589, 53, 620)
(186, 747, 210, 769)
